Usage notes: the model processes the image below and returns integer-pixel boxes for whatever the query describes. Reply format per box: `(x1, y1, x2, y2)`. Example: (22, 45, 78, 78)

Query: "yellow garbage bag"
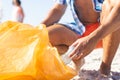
(0, 21, 76, 80)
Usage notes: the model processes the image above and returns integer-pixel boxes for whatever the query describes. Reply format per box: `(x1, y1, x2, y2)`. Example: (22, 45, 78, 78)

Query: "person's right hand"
(69, 36, 99, 60)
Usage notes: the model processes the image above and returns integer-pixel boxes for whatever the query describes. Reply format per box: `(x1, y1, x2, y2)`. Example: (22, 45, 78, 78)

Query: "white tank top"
(12, 6, 23, 22)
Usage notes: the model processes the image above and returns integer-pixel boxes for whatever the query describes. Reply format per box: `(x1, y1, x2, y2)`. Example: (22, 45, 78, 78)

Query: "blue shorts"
(58, 22, 83, 35)
(54, 0, 102, 35)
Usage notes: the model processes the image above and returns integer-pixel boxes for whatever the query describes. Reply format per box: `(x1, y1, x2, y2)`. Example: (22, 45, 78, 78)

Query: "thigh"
(111, 28, 120, 43)
(115, 28, 120, 43)
(47, 24, 78, 46)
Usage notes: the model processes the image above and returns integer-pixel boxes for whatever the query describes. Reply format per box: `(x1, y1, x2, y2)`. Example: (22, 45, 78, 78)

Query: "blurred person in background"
(12, 0, 24, 23)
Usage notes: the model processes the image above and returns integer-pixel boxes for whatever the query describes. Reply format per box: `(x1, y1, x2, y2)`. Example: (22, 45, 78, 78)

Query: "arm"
(17, 7, 24, 22)
(21, 7, 24, 22)
(69, 0, 120, 60)
(41, 3, 67, 26)
(90, 0, 120, 41)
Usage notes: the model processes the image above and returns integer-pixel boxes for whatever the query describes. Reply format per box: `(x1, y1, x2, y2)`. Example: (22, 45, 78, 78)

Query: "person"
(12, 0, 24, 23)
(41, 0, 119, 76)
(41, 0, 101, 54)
(41, 0, 101, 72)
(69, 0, 120, 77)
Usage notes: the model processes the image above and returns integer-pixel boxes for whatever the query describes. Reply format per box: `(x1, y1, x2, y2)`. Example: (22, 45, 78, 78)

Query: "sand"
(71, 45, 120, 80)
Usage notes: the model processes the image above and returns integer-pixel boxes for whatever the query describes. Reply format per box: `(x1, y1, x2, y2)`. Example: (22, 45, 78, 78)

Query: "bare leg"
(47, 24, 85, 72)
(47, 24, 78, 54)
(100, 28, 120, 76)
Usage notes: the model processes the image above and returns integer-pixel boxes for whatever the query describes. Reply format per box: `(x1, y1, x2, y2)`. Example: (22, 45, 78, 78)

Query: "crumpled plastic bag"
(0, 21, 76, 80)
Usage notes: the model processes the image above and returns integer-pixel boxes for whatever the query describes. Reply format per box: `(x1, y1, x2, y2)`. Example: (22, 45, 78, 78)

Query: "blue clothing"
(55, 0, 103, 35)
(93, 0, 103, 11)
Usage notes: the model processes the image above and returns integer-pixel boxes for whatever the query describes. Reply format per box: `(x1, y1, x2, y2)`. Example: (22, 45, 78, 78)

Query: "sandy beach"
(72, 45, 120, 80)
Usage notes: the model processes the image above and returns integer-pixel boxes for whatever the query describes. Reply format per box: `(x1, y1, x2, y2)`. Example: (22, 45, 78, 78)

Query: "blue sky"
(1, 0, 73, 26)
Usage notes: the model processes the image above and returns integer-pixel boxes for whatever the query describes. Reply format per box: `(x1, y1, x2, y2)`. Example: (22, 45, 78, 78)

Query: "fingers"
(69, 40, 78, 56)
(69, 44, 79, 58)
(69, 38, 89, 60)
(74, 52, 84, 60)
(71, 50, 84, 60)
(69, 45, 84, 60)
(69, 45, 89, 60)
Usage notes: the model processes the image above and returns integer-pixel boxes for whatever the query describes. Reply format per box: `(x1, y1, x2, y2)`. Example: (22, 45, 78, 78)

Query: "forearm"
(41, 9, 63, 26)
(41, 4, 67, 26)
(88, 2, 120, 42)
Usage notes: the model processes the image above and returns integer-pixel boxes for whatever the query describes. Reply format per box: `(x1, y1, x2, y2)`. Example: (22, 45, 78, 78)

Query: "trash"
(0, 21, 76, 80)
(61, 46, 77, 65)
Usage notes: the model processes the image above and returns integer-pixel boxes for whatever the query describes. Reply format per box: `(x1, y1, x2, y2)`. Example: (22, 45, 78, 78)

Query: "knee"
(48, 30, 59, 45)
(47, 27, 63, 45)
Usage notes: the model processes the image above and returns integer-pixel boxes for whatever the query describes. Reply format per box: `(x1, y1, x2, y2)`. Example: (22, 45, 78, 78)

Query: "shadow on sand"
(72, 69, 120, 80)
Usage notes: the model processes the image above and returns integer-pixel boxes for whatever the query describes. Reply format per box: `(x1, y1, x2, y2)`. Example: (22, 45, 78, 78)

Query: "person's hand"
(69, 36, 98, 60)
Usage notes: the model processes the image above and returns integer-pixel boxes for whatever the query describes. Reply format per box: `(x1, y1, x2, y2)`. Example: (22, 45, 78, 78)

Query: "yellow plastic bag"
(0, 21, 76, 80)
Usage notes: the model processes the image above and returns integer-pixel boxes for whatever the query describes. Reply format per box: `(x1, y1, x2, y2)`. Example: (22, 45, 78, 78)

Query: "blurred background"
(0, 0, 73, 26)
